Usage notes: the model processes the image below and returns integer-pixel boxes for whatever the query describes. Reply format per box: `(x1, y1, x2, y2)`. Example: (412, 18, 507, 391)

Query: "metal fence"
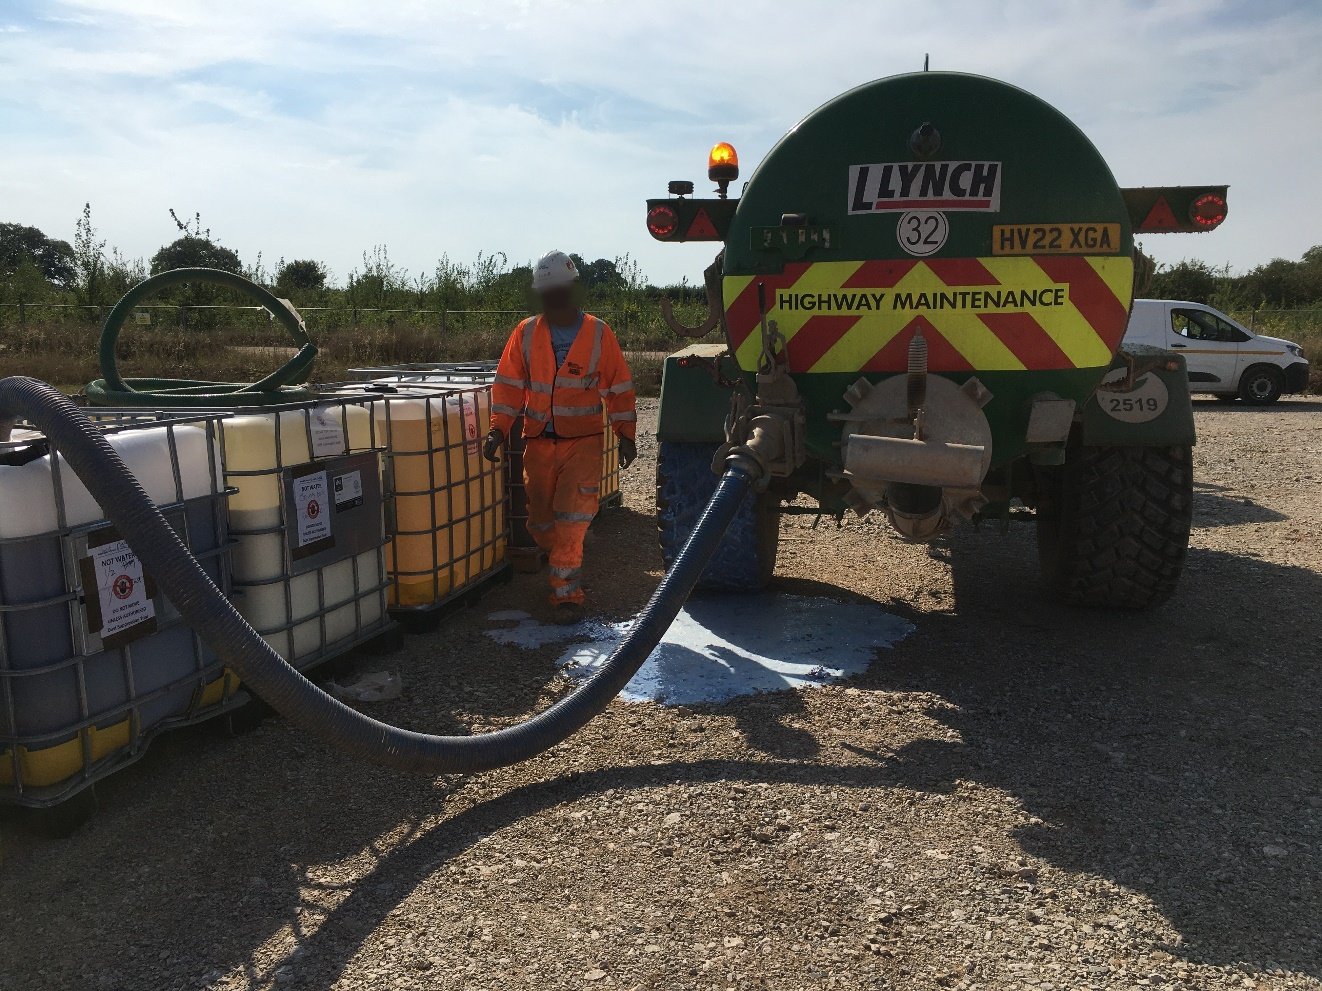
(0, 302, 638, 336)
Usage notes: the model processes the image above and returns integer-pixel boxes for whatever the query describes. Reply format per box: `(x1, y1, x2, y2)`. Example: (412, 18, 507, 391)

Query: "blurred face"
(538, 284, 579, 321)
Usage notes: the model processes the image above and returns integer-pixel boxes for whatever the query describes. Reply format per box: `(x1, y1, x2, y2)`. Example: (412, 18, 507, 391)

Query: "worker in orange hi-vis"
(483, 250, 638, 625)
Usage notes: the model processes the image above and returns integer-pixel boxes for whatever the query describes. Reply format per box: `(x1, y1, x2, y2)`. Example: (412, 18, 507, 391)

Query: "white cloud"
(1, 0, 1318, 286)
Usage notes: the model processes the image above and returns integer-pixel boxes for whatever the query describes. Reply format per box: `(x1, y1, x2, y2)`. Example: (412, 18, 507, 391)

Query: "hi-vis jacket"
(491, 314, 637, 441)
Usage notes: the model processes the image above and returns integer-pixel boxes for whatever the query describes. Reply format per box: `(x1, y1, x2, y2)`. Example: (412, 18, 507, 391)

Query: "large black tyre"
(1036, 443, 1193, 609)
(656, 441, 779, 591)
(1238, 364, 1284, 405)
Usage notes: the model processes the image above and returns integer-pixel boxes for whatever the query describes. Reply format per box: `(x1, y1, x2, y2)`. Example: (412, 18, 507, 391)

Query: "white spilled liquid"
(485, 594, 914, 706)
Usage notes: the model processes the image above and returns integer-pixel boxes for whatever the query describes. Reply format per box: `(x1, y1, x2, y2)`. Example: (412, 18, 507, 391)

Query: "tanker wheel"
(656, 441, 779, 592)
(1035, 442, 1193, 609)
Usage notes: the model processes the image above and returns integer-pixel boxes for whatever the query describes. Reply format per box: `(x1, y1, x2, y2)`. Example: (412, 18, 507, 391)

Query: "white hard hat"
(531, 250, 579, 292)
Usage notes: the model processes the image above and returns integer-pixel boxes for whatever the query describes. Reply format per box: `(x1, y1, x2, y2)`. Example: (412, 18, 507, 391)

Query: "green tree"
(275, 258, 328, 297)
(0, 222, 76, 286)
(569, 255, 626, 292)
(72, 203, 108, 306)
(149, 210, 241, 275)
(1147, 260, 1219, 304)
(149, 236, 242, 275)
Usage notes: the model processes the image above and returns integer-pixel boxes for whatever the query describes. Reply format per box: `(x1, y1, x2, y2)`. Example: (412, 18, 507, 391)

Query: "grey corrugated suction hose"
(0, 377, 758, 773)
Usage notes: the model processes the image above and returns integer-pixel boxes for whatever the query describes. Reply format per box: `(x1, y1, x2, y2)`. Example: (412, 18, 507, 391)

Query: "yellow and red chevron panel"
(723, 256, 1134, 374)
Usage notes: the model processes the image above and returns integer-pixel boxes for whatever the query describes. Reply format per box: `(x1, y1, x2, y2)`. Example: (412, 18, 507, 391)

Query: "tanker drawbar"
(649, 71, 1227, 608)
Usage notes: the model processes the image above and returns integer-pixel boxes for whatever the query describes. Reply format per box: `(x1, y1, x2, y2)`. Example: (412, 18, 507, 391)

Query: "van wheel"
(1238, 365, 1284, 405)
(1036, 442, 1193, 609)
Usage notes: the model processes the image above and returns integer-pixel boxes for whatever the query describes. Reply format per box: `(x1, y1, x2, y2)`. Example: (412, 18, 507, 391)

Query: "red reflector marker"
(647, 205, 679, 239)
(1189, 193, 1227, 229)
(686, 208, 719, 239)
(1140, 196, 1180, 232)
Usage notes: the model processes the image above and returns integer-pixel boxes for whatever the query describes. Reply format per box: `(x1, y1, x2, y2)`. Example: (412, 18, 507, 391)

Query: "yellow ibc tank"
(221, 403, 387, 664)
(600, 410, 621, 505)
(366, 386, 507, 608)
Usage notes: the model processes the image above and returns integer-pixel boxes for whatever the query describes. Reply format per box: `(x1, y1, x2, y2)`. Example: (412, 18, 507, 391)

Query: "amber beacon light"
(708, 142, 739, 198)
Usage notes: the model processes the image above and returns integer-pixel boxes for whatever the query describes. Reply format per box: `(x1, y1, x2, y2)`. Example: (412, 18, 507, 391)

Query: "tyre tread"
(1040, 444, 1192, 609)
(656, 441, 777, 591)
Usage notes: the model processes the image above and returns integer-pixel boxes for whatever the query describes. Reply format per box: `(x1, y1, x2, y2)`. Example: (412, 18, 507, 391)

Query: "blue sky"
(2, 0, 1319, 286)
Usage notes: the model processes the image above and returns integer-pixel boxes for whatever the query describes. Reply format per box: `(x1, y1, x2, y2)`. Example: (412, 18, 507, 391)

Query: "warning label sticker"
(333, 469, 363, 510)
(992, 223, 1121, 256)
(310, 409, 347, 458)
(87, 538, 156, 641)
(461, 394, 480, 457)
(293, 470, 332, 548)
(849, 161, 1002, 214)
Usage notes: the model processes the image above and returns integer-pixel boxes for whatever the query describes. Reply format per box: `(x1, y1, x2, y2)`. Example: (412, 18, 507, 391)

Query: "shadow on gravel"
(3, 504, 1316, 987)
(1192, 398, 1322, 413)
(1193, 481, 1288, 527)
(868, 531, 1321, 976)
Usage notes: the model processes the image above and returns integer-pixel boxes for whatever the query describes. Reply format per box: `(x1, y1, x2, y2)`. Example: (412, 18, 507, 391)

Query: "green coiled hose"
(86, 268, 318, 407)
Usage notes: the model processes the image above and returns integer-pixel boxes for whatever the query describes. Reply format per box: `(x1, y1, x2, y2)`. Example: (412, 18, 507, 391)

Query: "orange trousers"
(523, 435, 600, 606)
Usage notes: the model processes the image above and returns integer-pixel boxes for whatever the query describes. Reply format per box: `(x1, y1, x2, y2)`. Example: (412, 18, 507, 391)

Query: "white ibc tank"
(1, 417, 232, 798)
(0, 424, 220, 538)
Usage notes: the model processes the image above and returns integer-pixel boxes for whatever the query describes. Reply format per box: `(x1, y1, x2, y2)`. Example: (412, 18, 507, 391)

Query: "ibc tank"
(0, 414, 233, 802)
(220, 400, 390, 665)
(320, 383, 508, 610)
(354, 365, 624, 545)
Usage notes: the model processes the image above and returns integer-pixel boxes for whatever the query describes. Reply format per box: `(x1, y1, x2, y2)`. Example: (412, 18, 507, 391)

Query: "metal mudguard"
(656, 344, 742, 444)
(1078, 345, 1196, 447)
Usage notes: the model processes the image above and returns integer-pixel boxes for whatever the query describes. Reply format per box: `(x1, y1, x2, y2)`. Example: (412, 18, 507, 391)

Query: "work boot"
(551, 602, 585, 626)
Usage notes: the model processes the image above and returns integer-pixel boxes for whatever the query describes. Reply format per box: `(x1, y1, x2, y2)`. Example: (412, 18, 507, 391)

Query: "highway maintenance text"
(777, 286, 1068, 313)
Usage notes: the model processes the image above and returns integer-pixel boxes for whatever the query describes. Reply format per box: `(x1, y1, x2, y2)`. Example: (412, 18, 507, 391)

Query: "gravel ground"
(2, 396, 1320, 991)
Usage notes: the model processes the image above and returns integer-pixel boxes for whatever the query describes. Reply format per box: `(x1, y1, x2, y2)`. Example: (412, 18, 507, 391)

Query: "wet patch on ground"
(485, 593, 913, 706)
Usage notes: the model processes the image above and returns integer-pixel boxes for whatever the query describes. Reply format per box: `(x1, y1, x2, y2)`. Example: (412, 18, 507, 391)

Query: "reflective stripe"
(528, 380, 553, 395)
(553, 581, 582, 599)
(494, 374, 525, 389)
(555, 511, 596, 523)
(587, 317, 603, 376)
(553, 403, 604, 417)
(577, 484, 600, 495)
(605, 379, 634, 395)
(492, 403, 521, 417)
(550, 565, 581, 579)
(555, 375, 590, 388)
(609, 410, 637, 423)
(528, 521, 554, 533)
(524, 408, 549, 422)
(521, 316, 536, 368)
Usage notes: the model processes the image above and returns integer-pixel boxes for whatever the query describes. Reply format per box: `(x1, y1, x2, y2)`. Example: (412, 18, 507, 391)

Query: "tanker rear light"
(708, 141, 739, 199)
(1189, 193, 1227, 229)
(647, 204, 679, 240)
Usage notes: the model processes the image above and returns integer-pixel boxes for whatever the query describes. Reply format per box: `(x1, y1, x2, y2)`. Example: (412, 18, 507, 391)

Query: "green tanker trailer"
(645, 71, 1229, 608)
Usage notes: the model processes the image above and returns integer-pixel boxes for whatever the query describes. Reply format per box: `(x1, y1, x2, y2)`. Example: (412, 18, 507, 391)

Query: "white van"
(1123, 299, 1309, 404)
